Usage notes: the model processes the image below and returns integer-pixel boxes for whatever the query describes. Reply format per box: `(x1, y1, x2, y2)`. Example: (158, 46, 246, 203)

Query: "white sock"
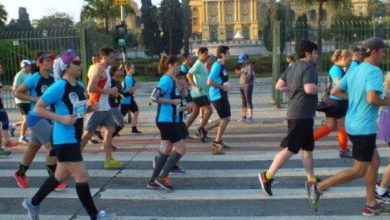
(377, 186, 387, 195)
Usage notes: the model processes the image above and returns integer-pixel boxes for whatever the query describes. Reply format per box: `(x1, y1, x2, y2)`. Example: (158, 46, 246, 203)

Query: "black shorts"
(324, 100, 348, 119)
(157, 122, 183, 143)
(53, 143, 83, 162)
(192, 95, 210, 107)
(280, 118, 314, 154)
(212, 98, 231, 119)
(349, 134, 377, 162)
(17, 103, 31, 115)
(121, 101, 139, 115)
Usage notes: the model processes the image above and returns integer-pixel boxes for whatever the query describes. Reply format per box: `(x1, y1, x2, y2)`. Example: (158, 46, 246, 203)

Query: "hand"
(222, 84, 232, 92)
(234, 69, 241, 75)
(87, 103, 99, 113)
(108, 87, 118, 96)
(172, 99, 181, 106)
(60, 115, 77, 125)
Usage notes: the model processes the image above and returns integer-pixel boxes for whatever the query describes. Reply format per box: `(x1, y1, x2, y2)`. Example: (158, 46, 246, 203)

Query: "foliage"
(0, 3, 7, 27)
(33, 12, 74, 29)
(294, 14, 310, 53)
(181, 0, 192, 54)
(0, 40, 31, 84)
(140, 0, 163, 56)
(5, 7, 32, 31)
(367, 0, 386, 19)
(160, 0, 184, 55)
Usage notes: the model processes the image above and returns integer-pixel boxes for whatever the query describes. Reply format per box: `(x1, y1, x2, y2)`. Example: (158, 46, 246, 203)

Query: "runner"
(259, 40, 323, 197)
(0, 63, 11, 157)
(307, 37, 390, 215)
(120, 63, 142, 134)
(80, 47, 123, 169)
(22, 50, 116, 220)
(376, 71, 390, 204)
(180, 53, 192, 76)
(205, 45, 233, 155)
(185, 47, 213, 142)
(109, 65, 125, 141)
(235, 53, 255, 123)
(349, 46, 362, 71)
(12, 60, 33, 144)
(147, 55, 187, 190)
(314, 49, 353, 158)
(12, 52, 67, 190)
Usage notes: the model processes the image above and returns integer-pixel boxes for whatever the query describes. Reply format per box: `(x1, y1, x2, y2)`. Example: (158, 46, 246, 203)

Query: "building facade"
(189, 0, 376, 42)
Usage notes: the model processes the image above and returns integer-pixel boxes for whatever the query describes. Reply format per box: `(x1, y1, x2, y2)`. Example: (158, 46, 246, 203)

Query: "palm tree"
(0, 3, 8, 27)
(81, 0, 134, 33)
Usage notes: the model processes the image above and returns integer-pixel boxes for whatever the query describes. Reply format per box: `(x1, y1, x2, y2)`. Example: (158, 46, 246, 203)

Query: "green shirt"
(13, 70, 30, 104)
(189, 59, 209, 98)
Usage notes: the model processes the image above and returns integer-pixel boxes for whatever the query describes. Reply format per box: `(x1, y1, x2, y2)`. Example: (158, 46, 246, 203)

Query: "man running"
(80, 47, 123, 169)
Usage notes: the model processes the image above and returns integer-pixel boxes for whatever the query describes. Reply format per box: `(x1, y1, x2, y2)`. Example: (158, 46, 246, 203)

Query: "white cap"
(20, 60, 32, 68)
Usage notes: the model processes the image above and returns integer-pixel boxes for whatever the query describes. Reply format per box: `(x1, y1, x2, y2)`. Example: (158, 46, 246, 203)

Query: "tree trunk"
(105, 17, 109, 33)
(317, 0, 323, 71)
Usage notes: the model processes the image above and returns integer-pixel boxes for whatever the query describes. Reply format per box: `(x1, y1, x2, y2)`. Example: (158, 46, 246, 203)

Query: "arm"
(304, 83, 324, 95)
(15, 83, 38, 102)
(330, 86, 348, 100)
(186, 72, 198, 88)
(275, 79, 288, 91)
(367, 91, 390, 106)
(35, 100, 76, 125)
(87, 67, 106, 94)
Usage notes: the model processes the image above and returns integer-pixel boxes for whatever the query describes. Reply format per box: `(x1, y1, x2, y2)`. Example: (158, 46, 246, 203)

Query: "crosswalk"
(1, 127, 389, 220)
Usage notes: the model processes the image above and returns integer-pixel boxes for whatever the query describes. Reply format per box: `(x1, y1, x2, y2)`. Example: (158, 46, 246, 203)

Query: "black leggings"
(240, 84, 253, 109)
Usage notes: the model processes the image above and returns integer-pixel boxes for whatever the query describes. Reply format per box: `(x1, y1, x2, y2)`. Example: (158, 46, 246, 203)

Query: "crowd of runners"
(0, 36, 389, 219)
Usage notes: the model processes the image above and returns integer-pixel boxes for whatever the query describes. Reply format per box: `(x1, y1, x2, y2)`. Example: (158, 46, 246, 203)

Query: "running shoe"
(131, 128, 142, 134)
(55, 182, 68, 191)
(0, 148, 11, 157)
(246, 117, 254, 124)
(4, 140, 18, 148)
(104, 159, 124, 169)
(89, 138, 100, 144)
(9, 123, 16, 137)
(146, 180, 160, 189)
(258, 172, 273, 196)
(305, 181, 321, 211)
(22, 198, 40, 220)
(19, 136, 29, 145)
(362, 203, 390, 216)
(13, 171, 28, 188)
(154, 177, 174, 191)
(96, 210, 117, 220)
(376, 189, 390, 205)
(184, 135, 194, 140)
(211, 145, 224, 155)
(339, 149, 353, 158)
(213, 141, 231, 149)
(238, 117, 246, 122)
(170, 164, 186, 174)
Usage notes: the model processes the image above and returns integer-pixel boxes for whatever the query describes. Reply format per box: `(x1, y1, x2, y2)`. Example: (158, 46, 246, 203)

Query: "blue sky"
(1, 0, 161, 23)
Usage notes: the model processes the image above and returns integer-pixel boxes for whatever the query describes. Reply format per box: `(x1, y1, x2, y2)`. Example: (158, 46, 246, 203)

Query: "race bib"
(73, 100, 87, 118)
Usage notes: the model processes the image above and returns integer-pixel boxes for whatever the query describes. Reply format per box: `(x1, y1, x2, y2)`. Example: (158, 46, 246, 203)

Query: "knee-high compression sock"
(75, 182, 99, 219)
(31, 176, 59, 206)
(46, 164, 57, 177)
(338, 127, 348, 152)
(17, 164, 29, 176)
(151, 152, 169, 180)
(160, 152, 183, 177)
(313, 126, 332, 141)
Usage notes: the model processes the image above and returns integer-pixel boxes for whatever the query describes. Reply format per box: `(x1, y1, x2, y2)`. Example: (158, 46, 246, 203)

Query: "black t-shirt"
(281, 60, 318, 119)
(109, 79, 123, 108)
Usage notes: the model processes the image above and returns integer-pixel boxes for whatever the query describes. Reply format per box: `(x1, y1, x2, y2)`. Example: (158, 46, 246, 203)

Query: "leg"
(151, 140, 173, 180)
(160, 140, 186, 177)
(379, 147, 390, 189)
(102, 126, 114, 161)
(336, 118, 348, 152)
(313, 117, 336, 141)
(80, 131, 94, 150)
(215, 117, 230, 143)
(21, 115, 28, 137)
(302, 150, 316, 182)
(185, 104, 200, 129)
(365, 150, 380, 207)
(267, 148, 294, 177)
(245, 84, 254, 119)
(200, 104, 213, 128)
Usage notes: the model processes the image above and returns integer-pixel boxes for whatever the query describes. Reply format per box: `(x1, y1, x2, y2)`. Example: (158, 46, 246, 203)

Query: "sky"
(0, 0, 161, 24)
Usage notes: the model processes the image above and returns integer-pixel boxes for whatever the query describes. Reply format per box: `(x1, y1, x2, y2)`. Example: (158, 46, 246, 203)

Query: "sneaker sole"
(12, 173, 28, 189)
(146, 184, 160, 190)
(258, 173, 271, 197)
(22, 200, 37, 220)
(305, 182, 318, 212)
(154, 179, 173, 191)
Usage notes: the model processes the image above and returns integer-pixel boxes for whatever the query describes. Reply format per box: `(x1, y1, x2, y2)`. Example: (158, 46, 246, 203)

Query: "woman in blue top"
(314, 49, 352, 158)
(22, 50, 116, 220)
(147, 55, 187, 191)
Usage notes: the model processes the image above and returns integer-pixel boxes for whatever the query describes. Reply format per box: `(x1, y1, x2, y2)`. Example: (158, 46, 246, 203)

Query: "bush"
(0, 40, 31, 85)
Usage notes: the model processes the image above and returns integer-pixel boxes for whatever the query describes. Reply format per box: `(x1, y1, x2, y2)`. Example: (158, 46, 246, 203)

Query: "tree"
(140, 0, 163, 56)
(160, 0, 184, 55)
(330, 13, 370, 48)
(81, 0, 134, 33)
(33, 12, 74, 29)
(181, 0, 192, 54)
(367, 0, 386, 19)
(0, 3, 7, 28)
(294, 14, 310, 52)
(6, 7, 32, 31)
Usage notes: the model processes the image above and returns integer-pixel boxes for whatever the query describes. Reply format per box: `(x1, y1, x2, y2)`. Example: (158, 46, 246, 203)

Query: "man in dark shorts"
(259, 40, 323, 197)
(308, 37, 390, 215)
(206, 45, 232, 155)
(186, 47, 213, 142)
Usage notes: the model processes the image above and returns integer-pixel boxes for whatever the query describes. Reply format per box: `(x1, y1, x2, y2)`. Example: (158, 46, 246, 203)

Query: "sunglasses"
(71, 60, 82, 66)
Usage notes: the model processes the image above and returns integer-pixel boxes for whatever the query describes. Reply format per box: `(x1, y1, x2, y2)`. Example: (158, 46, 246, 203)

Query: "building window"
(241, 13, 249, 21)
(241, 0, 249, 12)
(309, 9, 316, 22)
(193, 18, 198, 25)
(226, 26, 234, 40)
(210, 26, 218, 41)
(226, 14, 233, 22)
(243, 26, 250, 39)
(209, 15, 217, 24)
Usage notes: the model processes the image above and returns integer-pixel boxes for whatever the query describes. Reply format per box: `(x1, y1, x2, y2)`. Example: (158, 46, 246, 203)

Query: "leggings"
(240, 84, 253, 109)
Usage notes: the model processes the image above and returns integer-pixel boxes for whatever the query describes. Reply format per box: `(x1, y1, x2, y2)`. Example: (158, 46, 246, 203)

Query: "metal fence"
(0, 28, 112, 109)
(273, 21, 390, 105)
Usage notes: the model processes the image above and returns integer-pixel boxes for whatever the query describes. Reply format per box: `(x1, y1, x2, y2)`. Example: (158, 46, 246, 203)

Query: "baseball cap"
(362, 37, 389, 53)
(20, 60, 32, 68)
(38, 53, 57, 61)
(238, 53, 249, 64)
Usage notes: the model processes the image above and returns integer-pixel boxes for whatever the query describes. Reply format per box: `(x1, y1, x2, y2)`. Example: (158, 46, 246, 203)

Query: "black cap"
(362, 37, 389, 52)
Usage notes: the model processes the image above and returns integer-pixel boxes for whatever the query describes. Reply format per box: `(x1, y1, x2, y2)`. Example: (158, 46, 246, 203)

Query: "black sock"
(151, 152, 168, 180)
(161, 152, 183, 177)
(46, 164, 57, 177)
(113, 126, 123, 137)
(75, 182, 99, 219)
(31, 176, 59, 206)
(17, 164, 29, 176)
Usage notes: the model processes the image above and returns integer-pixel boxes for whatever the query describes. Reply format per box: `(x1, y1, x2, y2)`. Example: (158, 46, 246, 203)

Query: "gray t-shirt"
(239, 62, 255, 86)
(281, 60, 318, 119)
